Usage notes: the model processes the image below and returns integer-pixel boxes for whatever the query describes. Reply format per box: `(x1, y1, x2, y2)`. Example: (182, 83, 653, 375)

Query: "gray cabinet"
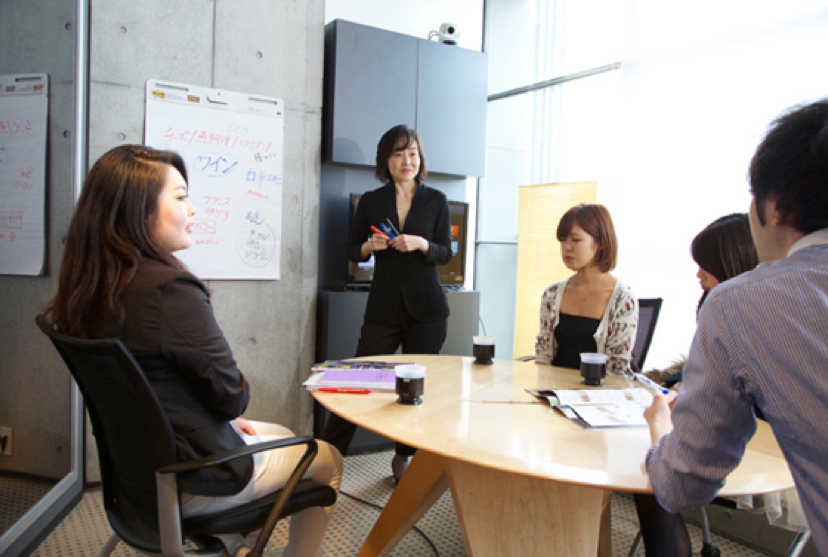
(323, 19, 487, 177)
(416, 39, 488, 176)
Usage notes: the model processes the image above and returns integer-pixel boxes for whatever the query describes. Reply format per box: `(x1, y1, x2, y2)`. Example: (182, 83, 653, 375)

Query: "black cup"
(396, 377, 424, 405)
(473, 336, 495, 365)
(580, 353, 607, 386)
(580, 363, 604, 386)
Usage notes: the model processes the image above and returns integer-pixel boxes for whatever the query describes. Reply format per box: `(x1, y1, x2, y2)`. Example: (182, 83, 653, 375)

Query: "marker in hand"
(370, 225, 389, 238)
(634, 372, 671, 395)
(380, 223, 397, 238)
(385, 218, 400, 236)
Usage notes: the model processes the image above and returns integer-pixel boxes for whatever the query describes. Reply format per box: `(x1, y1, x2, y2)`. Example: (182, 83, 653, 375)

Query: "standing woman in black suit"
(323, 125, 453, 482)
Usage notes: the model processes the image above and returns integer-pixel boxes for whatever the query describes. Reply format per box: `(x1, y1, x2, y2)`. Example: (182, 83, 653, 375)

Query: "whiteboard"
(0, 73, 48, 276)
(144, 80, 284, 280)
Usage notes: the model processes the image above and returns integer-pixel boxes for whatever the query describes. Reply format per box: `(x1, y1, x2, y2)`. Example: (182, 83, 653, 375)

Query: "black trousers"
(322, 302, 447, 457)
(633, 493, 691, 556)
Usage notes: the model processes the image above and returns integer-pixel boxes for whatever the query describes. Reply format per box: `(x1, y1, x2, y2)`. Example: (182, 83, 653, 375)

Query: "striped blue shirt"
(646, 230, 828, 554)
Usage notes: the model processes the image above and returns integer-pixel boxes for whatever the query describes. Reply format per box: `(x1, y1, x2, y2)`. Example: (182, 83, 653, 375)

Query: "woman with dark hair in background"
(692, 213, 760, 312)
(655, 213, 760, 389)
(44, 145, 342, 556)
(634, 213, 759, 557)
(322, 125, 453, 483)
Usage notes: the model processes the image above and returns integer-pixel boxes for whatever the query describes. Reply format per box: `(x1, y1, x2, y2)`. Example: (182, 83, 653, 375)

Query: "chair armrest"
(158, 436, 316, 475)
(155, 436, 320, 557)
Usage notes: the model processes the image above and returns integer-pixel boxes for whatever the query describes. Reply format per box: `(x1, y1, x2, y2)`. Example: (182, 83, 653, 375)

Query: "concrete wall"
(0, 0, 76, 481)
(87, 0, 326, 434)
(1, 0, 326, 482)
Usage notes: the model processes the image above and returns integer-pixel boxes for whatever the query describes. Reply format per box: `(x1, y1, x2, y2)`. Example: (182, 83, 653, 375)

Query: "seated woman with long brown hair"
(44, 145, 342, 556)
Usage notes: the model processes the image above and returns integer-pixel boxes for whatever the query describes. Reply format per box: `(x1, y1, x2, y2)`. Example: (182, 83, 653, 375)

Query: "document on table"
(527, 388, 653, 428)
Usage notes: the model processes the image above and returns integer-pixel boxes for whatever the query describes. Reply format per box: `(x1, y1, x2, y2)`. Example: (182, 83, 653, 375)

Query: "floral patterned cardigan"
(534, 276, 638, 377)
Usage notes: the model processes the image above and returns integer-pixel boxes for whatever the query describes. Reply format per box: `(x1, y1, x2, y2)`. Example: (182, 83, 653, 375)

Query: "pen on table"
(379, 223, 396, 238)
(385, 218, 400, 236)
(318, 388, 372, 394)
(633, 373, 670, 395)
(369, 225, 389, 238)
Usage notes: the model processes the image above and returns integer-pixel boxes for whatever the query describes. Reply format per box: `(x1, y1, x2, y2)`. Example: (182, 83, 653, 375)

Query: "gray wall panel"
(87, 82, 145, 162)
(215, 0, 324, 111)
(323, 20, 418, 165)
(0, 2, 75, 81)
(416, 41, 488, 177)
(0, 0, 76, 481)
(90, 1, 214, 88)
(475, 244, 517, 360)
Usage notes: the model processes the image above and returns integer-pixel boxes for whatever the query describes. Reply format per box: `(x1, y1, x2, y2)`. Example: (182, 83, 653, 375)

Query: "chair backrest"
(36, 315, 176, 550)
(632, 298, 662, 372)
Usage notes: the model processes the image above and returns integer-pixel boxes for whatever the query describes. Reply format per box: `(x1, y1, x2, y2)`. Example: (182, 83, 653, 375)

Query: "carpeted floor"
(0, 473, 57, 534)
(29, 450, 771, 556)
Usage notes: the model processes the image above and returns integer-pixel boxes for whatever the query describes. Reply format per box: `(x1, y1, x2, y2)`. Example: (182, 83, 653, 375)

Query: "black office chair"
(631, 297, 662, 372)
(36, 315, 337, 557)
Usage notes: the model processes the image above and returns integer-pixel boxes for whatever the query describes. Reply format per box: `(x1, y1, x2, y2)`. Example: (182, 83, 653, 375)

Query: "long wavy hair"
(45, 145, 189, 337)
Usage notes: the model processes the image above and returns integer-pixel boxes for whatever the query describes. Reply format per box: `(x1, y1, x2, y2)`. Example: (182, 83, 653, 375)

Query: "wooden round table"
(312, 355, 794, 556)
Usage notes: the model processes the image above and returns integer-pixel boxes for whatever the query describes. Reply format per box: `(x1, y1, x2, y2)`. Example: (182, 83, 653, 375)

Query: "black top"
(348, 182, 452, 323)
(552, 313, 600, 369)
(90, 259, 252, 497)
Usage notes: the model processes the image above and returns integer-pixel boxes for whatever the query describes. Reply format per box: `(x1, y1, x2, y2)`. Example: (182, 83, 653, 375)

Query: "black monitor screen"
(347, 194, 468, 287)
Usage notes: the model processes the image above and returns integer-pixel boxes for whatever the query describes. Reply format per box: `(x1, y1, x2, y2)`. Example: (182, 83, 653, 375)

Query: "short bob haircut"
(375, 125, 428, 183)
(556, 203, 618, 273)
(749, 99, 828, 232)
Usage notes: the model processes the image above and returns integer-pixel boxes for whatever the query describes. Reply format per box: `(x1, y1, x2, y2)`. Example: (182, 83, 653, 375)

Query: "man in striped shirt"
(644, 99, 828, 555)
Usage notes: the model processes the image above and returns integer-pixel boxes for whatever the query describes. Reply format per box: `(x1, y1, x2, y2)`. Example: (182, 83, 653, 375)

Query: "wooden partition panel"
(513, 182, 597, 359)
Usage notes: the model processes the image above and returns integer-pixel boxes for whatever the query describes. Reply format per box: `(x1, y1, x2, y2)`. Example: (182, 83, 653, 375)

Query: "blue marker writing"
(380, 223, 396, 238)
(634, 373, 670, 395)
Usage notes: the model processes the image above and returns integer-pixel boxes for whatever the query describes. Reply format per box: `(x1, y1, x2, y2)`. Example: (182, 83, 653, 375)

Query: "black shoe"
(392, 454, 409, 484)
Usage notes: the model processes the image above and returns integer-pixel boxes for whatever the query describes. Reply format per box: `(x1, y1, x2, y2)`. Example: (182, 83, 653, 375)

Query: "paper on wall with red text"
(144, 80, 284, 279)
(0, 74, 48, 275)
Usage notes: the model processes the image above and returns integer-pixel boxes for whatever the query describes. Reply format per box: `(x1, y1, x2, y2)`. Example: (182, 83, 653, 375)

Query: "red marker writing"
(370, 225, 389, 238)
(318, 388, 372, 394)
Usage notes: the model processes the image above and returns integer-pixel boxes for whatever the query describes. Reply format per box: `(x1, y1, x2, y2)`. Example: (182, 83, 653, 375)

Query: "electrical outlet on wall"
(0, 427, 12, 456)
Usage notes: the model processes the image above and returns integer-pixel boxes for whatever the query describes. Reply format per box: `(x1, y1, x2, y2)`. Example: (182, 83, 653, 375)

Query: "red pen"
(318, 388, 372, 394)
(370, 225, 389, 238)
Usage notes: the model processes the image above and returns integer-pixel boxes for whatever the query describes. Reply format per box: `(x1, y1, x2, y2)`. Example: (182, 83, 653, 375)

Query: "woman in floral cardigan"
(534, 203, 637, 377)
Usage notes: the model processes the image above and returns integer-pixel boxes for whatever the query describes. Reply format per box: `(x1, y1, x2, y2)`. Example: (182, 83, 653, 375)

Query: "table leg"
(598, 489, 612, 557)
(446, 458, 605, 556)
(357, 450, 450, 557)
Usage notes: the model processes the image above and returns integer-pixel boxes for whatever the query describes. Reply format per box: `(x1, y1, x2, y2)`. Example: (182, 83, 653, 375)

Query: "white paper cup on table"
(395, 364, 426, 405)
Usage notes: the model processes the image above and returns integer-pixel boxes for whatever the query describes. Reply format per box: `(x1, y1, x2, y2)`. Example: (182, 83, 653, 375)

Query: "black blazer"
(348, 182, 452, 323)
(91, 259, 252, 497)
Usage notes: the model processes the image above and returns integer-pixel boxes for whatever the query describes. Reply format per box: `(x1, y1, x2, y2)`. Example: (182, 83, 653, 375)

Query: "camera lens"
(447, 26, 455, 34)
